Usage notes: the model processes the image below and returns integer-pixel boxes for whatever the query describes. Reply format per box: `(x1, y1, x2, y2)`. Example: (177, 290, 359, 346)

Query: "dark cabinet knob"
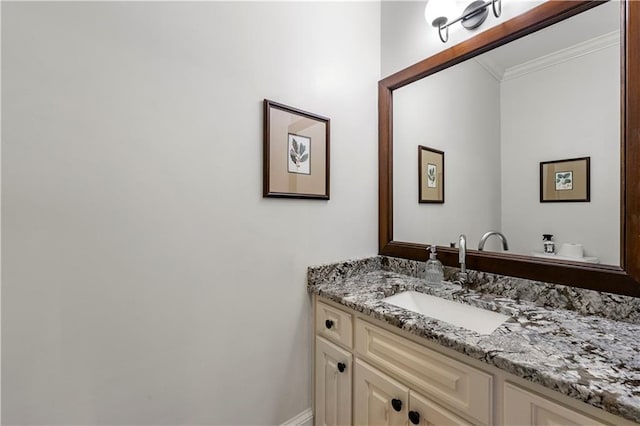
(337, 362, 346, 373)
(409, 410, 420, 425)
(325, 319, 334, 329)
(391, 398, 402, 412)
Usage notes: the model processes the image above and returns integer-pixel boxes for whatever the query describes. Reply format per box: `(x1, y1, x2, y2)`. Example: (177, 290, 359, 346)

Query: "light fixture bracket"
(461, 0, 490, 30)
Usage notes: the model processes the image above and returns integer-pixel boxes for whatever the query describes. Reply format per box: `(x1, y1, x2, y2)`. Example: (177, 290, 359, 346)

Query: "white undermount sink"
(382, 291, 509, 335)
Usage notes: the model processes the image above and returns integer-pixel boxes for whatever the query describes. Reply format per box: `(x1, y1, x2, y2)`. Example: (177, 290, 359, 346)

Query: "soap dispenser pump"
(425, 245, 444, 288)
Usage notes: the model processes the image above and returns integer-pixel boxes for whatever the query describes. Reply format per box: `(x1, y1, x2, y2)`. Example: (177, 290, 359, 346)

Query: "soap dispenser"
(425, 245, 444, 288)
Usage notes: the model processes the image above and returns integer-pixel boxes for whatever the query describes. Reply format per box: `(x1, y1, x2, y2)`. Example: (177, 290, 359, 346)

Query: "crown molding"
(501, 30, 620, 81)
(474, 30, 620, 82)
(474, 55, 504, 81)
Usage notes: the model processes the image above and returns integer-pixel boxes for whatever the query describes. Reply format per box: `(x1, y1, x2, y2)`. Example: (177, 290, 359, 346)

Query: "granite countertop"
(307, 256, 640, 423)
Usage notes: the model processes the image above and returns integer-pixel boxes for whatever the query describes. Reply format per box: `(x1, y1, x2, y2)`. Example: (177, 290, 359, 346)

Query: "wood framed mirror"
(379, 0, 640, 297)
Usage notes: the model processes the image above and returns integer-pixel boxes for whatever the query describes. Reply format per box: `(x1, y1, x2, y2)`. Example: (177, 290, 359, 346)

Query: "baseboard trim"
(281, 408, 313, 426)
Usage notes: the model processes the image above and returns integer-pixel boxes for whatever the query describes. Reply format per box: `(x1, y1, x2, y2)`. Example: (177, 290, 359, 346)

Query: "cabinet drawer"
(355, 319, 492, 425)
(503, 382, 609, 426)
(316, 301, 353, 349)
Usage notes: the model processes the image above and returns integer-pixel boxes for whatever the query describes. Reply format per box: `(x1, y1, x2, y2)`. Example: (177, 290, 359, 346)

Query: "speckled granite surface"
(308, 256, 640, 423)
(379, 256, 640, 325)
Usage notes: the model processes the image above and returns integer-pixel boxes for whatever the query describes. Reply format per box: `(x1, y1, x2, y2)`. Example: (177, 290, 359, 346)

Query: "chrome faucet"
(478, 231, 509, 251)
(458, 234, 467, 282)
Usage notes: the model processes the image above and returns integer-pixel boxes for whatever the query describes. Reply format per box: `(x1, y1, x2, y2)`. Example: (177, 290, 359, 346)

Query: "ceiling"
(475, 1, 620, 81)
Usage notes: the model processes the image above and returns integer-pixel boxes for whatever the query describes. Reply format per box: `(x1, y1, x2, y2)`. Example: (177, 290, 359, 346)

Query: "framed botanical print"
(263, 99, 330, 200)
(418, 145, 444, 203)
(540, 157, 590, 202)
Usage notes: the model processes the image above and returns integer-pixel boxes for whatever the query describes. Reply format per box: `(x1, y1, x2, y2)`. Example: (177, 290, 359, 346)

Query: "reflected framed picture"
(540, 157, 590, 202)
(418, 145, 444, 203)
(263, 99, 330, 199)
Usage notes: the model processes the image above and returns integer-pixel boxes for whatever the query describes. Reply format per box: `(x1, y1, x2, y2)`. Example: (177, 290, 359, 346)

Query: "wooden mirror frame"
(379, 1, 640, 297)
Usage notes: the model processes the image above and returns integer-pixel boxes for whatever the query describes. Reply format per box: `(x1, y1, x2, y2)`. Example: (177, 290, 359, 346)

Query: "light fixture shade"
(424, 0, 460, 26)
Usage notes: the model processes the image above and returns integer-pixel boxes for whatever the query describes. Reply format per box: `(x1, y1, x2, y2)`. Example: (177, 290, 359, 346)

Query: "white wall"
(500, 45, 620, 264)
(381, 1, 546, 77)
(393, 59, 502, 250)
(1, 2, 380, 424)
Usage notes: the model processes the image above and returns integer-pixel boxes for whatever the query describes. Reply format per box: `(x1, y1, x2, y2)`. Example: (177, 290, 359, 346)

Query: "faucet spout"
(458, 234, 467, 274)
(478, 231, 509, 251)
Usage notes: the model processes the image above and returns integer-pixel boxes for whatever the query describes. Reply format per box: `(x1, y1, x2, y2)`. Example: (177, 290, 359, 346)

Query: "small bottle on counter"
(542, 234, 555, 254)
(425, 245, 444, 288)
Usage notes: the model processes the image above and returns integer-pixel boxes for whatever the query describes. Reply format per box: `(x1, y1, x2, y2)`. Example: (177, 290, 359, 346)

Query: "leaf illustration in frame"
(286, 133, 312, 175)
(426, 163, 437, 188)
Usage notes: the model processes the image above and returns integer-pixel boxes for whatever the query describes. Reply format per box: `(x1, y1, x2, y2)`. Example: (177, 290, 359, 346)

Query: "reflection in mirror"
(393, 1, 620, 265)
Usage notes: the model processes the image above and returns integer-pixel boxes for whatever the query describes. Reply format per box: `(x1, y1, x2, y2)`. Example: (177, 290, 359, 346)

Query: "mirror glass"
(393, 1, 620, 266)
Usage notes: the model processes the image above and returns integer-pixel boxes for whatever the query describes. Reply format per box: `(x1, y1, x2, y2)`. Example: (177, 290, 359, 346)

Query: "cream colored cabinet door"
(355, 319, 492, 424)
(408, 391, 472, 426)
(315, 336, 352, 426)
(354, 359, 409, 426)
(503, 383, 608, 426)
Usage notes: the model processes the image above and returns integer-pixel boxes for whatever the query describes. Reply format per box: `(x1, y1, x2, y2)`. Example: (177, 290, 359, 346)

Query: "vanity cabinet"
(354, 359, 471, 426)
(313, 297, 632, 426)
(315, 299, 482, 426)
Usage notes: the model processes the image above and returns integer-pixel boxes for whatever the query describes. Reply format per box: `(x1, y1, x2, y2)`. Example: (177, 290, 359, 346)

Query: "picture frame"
(540, 156, 590, 202)
(418, 145, 444, 203)
(263, 99, 330, 200)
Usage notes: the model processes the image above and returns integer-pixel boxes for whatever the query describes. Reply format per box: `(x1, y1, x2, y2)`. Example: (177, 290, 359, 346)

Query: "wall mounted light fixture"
(425, 0, 502, 43)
